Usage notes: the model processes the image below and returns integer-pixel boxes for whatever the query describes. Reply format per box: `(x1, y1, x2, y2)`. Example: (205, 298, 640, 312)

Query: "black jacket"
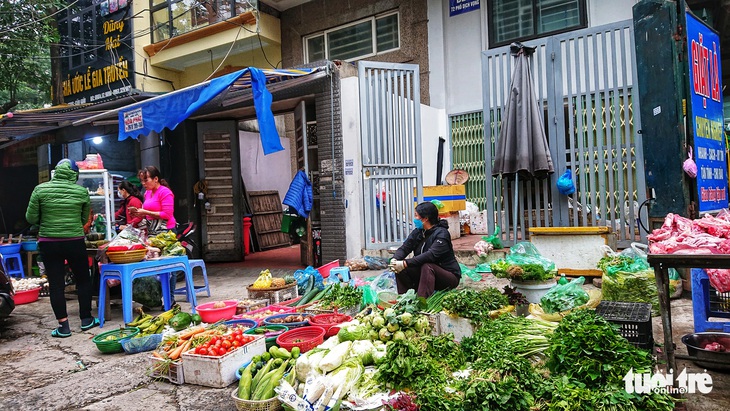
(393, 219, 461, 277)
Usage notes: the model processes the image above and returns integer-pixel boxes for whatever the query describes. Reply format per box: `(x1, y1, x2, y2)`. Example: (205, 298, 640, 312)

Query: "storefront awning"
(72, 67, 319, 153)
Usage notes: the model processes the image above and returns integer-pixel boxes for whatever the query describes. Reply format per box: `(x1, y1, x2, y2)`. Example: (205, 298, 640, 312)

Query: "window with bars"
(149, 0, 256, 43)
(488, 0, 586, 48)
(304, 12, 400, 63)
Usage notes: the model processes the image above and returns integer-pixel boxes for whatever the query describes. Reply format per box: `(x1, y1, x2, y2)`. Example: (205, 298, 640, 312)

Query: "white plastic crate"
(181, 334, 266, 388)
(149, 357, 184, 385)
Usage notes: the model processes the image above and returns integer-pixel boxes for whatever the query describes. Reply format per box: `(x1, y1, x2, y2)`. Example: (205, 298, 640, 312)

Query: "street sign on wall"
(449, 0, 480, 17)
(686, 12, 727, 213)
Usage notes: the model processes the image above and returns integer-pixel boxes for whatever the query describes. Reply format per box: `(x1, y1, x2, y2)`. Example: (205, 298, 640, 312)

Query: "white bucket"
(511, 279, 557, 304)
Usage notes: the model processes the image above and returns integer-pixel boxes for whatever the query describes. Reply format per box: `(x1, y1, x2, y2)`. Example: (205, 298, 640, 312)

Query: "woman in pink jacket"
(129, 166, 176, 235)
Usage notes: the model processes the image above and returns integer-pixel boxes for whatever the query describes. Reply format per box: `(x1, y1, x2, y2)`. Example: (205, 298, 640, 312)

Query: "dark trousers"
(39, 239, 92, 320)
(396, 262, 460, 298)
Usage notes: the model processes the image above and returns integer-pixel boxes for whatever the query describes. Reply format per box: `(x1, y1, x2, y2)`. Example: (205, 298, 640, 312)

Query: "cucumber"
(297, 287, 320, 306)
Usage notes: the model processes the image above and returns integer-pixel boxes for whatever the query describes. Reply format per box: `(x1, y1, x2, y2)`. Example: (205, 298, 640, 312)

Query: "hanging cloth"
(283, 170, 313, 218)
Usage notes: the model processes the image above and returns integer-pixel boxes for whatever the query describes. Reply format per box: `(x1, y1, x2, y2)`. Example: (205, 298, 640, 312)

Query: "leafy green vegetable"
(391, 289, 425, 315)
(441, 288, 508, 322)
(318, 282, 363, 310)
(546, 309, 653, 388)
(540, 277, 590, 313)
(375, 339, 447, 391)
(421, 333, 465, 371)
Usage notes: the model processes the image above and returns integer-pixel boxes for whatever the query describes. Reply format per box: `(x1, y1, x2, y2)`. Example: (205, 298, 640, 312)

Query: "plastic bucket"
(316, 260, 339, 279)
(511, 279, 557, 304)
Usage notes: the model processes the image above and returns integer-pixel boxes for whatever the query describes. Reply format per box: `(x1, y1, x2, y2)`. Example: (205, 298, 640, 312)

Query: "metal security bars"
(358, 62, 423, 249)
(450, 112, 488, 211)
(481, 19, 647, 248)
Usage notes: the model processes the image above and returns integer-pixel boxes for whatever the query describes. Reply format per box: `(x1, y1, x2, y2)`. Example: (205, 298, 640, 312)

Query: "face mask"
(413, 218, 424, 229)
(117, 191, 124, 198)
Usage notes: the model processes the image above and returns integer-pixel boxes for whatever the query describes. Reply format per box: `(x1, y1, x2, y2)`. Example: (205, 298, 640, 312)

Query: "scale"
(444, 169, 469, 185)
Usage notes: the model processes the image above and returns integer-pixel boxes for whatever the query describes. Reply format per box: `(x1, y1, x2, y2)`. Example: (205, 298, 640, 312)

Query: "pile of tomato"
(194, 328, 256, 357)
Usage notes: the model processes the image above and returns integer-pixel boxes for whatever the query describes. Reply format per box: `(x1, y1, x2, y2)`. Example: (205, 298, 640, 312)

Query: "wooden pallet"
(248, 190, 290, 250)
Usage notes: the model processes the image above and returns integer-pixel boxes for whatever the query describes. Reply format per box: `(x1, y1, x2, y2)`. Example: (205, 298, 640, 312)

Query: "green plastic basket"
(92, 327, 140, 354)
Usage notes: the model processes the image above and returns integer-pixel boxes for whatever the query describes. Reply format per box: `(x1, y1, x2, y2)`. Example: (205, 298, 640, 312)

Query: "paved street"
(0, 255, 729, 410)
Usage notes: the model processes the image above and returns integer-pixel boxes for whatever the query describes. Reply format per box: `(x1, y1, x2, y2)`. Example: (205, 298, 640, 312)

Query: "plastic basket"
(150, 356, 184, 384)
(225, 318, 258, 331)
(247, 283, 298, 304)
(307, 313, 352, 337)
(244, 324, 289, 350)
(236, 299, 270, 315)
(276, 326, 326, 353)
(232, 305, 296, 325)
(196, 300, 238, 323)
(121, 333, 163, 354)
(595, 301, 653, 350)
(230, 388, 282, 411)
(377, 291, 398, 309)
(316, 260, 340, 279)
(106, 249, 146, 264)
(263, 313, 313, 329)
(92, 327, 140, 354)
(13, 287, 41, 305)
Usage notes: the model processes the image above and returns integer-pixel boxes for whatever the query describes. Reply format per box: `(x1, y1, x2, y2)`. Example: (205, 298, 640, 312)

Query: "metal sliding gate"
(479, 19, 647, 248)
(358, 61, 423, 250)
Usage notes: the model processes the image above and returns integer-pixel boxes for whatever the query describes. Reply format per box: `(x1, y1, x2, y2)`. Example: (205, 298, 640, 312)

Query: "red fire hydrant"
(243, 216, 252, 255)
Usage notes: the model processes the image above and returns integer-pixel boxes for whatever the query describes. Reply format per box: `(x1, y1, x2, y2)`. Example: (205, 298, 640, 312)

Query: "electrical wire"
(0, 0, 80, 35)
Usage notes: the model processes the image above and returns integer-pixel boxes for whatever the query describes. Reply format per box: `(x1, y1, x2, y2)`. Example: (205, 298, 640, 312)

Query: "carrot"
(168, 339, 192, 360)
(152, 350, 165, 359)
(177, 326, 205, 340)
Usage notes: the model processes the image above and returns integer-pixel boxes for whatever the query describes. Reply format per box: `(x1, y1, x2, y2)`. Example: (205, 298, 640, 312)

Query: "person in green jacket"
(26, 159, 98, 337)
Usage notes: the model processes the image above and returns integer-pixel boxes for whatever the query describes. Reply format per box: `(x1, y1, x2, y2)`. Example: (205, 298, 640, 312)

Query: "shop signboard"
(449, 0, 480, 17)
(57, 0, 135, 105)
(686, 12, 727, 213)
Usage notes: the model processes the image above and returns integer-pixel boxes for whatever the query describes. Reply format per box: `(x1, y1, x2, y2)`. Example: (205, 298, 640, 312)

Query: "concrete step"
(361, 245, 508, 267)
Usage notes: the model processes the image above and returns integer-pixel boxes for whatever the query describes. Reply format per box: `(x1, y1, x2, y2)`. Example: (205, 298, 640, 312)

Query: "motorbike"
(0, 255, 15, 318)
(173, 221, 198, 259)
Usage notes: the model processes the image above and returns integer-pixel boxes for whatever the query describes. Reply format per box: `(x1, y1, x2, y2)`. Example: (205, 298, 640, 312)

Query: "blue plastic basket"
(235, 360, 253, 380)
(224, 318, 258, 330)
(120, 333, 163, 354)
(263, 313, 313, 328)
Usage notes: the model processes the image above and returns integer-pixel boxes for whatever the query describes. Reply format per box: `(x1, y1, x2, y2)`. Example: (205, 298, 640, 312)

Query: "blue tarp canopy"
(116, 67, 317, 154)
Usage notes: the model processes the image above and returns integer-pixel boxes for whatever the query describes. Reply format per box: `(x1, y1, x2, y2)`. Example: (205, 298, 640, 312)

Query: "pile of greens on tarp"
(598, 245, 659, 315)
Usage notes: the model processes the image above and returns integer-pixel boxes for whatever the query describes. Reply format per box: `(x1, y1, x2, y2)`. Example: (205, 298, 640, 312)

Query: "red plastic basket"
(307, 313, 352, 337)
(14, 287, 41, 305)
(276, 326, 326, 353)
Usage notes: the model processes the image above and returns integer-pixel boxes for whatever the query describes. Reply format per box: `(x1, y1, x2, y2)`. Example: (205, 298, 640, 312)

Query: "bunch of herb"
(461, 315, 556, 360)
(461, 368, 536, 411)
(414, 385, 463, 411)
(383, 392, 419, 411)
(546, 309, 653, 387)
(318, 282, 363, 310)
(391, 289, 425, 315)
(420, 333, 466, 371)
(375, 339, 447, 391)
(490, 259, 510, 276)
(518, 263, 555, 281)
(546, 375, 674, 411)
(441, 288, 508, 321)
(502, 285, 528, 306)
(540, 281, 589, 313)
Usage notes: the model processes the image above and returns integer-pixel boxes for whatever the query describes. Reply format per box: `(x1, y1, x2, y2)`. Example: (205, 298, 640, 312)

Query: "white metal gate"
(358, 62, 423, 250)
(483, 19, 648, 248)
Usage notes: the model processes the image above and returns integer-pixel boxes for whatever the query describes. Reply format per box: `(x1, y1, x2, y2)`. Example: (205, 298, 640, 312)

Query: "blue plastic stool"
(174, 259, 210, 300)
(1, 252, 25, 278)
(326, 267, 352, 285)
(691, 268, 730, 332)
(97, 257, 195, 328)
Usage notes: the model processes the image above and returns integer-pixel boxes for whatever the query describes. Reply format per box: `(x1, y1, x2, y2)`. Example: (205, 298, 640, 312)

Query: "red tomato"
(198, 347, 208, 356)
(222, 340, 232, 349)
(234, 334, 243, 342)
(232, 340, 241, 348)
(218, 347, 227, 356)
(210, 337, 219, 345)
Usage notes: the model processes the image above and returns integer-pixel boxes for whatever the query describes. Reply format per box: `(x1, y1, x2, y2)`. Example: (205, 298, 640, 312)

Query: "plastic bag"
(598, 244, 650, 275)
(483, 225, 503, 249)
(368, 270, 396, 303)
(506, 242, 556, 272)
(602, 268, 660, 316)
(431, 199, 444, 210)
(683, 146, 697, 178)
(133, 277, 162, 308)
(293, 266, 324, 295)
(557, 169, 576, 195)
(363, 256, 389, 270)
(540, 276, 590, 313)
(529, 289, 602, 322)
(459, 263, 482, 281)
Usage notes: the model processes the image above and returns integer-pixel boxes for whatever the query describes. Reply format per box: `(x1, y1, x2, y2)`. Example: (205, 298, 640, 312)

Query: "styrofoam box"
(181, 334, 266, 388)
(439, 312, 475, 342)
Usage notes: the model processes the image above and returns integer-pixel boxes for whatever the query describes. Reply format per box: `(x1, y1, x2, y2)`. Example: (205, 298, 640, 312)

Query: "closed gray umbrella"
(492, 42, 554, 180)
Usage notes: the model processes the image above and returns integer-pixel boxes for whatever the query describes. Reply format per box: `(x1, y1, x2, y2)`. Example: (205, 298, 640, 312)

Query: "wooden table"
(23, 250, 39, 277)
(647, 253, 730, 385)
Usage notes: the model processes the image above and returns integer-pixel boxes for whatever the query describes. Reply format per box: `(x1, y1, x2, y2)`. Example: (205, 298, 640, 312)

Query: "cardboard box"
(181, 334, 266, 388)
(414, 185, 466, 213)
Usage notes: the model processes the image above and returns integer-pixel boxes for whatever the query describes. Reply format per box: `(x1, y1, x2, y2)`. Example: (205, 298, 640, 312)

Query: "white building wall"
(428, 0, 639, 118)
(341, 76, 449, 256)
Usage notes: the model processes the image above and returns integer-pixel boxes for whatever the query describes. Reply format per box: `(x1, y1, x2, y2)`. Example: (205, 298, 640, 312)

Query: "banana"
(128, 314, 153, 327)
(136, 320, 153, 330)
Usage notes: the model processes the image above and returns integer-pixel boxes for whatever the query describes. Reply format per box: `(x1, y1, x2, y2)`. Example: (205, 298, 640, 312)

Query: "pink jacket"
(143, 185, 177, 228)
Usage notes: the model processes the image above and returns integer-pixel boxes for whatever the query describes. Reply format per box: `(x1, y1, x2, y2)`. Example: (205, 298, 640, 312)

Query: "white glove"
(390, 260, 407, 273)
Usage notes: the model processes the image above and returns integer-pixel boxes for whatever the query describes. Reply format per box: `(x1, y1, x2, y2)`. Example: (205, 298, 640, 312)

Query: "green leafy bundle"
(375, 339, 447, 391)
(461, 315, 556, 360)
(421, 333, 466, 371)
(546, 376, 675, 411)
(546, 309, 652, 387)
(318, 282, 363, 310)
(441, 288, 508, 321)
